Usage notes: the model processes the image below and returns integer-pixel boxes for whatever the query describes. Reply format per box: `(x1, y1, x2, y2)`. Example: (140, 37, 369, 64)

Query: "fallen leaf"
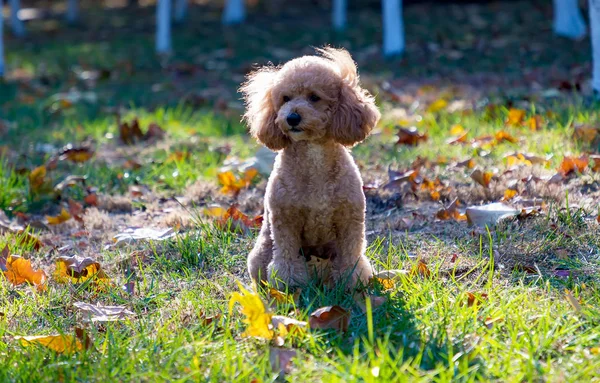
(506, 108, 526, 126)
(466, 203, 519, 227)
(68, 200, 84, 222)
(270, 347, 297, 375)
(15, 328, 90, 354)
(29, 165, 49, 193)
(308, 306, 350, 332)
(501, 188, 518, 201)
(565, 289, 582, 313)
(2, 251, 47, 292)
(206, 205, 262, 233)
(470, 169, 494, 188)
(558, 156, 588, 176)
(229, 281, 274, 339)
(436, 198, 467, 222)
(410, 260, 431, 278)
(573, 124, 599, 142)
(466, 292, 488, 307)
(73, 302, 135, 322)
(396, 126, 428, 146)
(46, 208, 71, 225)
(58, 145, 94, 163)
(54, 255, 108, 284)
(526, 115, 544, 131)
(494, 130, 519, 144)
(218, 168, 258, 194)
(271, 315, 308, 336)
(427, 99, 448, 113)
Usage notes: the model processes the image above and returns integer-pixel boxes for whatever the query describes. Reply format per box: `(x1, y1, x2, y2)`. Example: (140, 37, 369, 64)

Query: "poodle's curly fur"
(241, 47, 381, 289)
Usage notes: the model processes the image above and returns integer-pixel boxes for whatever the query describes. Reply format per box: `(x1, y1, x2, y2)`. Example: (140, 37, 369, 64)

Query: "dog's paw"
(267, 260, 308, 289)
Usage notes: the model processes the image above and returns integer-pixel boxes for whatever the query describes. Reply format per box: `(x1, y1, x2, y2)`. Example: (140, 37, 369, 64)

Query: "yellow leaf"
(449, 124, 465, 136)
(377, 277, 395, 290)
(15, 329, 90, 354)
(29, 165, 47, 192)
(229, 281, 274, 339)
(46, 208, 71, 225)
(502, 189, 518, 201)
(526, 115, 543, 131)
(506, 108, 526, 126)
(427, 99, 448, 113)
(217, 169, 257, 194)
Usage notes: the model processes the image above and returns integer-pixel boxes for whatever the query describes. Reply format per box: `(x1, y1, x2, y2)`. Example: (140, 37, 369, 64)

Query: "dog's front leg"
(332, 208, 373, 289)
(267, 211, 307, 289)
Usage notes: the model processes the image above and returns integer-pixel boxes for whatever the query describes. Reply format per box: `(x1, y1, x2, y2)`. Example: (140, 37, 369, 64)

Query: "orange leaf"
(46, 208, 71, 225)
(58, 146, 94, 163)
(54, 255, 109, 286)
(501, 188, 518, 201)
(2, 251, 47, 291)
(558, 156, 588, 176)
(410, 260, 432, 278)
(494, 130, 519, 144)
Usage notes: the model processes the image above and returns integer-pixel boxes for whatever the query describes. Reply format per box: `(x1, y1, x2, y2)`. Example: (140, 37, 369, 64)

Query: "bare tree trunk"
(9, 0, 25, 37)
(332, 0, 346, 31)
(591, 0, 600, 93)
(222, 0, 245, 25)
(382, 0, 404, 56)
(156, 0, 172, 54)
(554, 0, 586, 38)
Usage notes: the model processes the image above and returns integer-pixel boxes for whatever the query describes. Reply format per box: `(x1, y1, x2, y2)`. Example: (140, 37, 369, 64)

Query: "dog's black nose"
(286, 113, 302, 127)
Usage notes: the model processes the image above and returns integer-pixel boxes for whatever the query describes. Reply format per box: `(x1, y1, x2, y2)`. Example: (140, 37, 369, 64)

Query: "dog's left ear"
(321, 48, 380, 146)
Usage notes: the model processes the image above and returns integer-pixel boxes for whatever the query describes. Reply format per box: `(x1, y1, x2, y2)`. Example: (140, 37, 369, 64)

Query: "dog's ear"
(240, 68, 290, 150)
(319, 48, 380, 146)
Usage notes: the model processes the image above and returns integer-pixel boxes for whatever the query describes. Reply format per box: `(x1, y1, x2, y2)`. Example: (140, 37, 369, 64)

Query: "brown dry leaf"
(218, 168, 258, 194)
(268, 288, 300, 305)
(119, 118, 144, 145)
(505, 108, 526, 126)
(15, 328, 90, 354)
(573, 124, 599, 143)
(396, 127, 428, 146)
(466, 292, 488, 307)
(471, 134, 495, 149)
(84, 192, 98, 206)
(68, 199, 84, 222)
(2, 249, 47, 292)
(73, 302, 135, 322)
(455, 158, 475, 169)
(410, 260, 431, 278)
(46, 208, 71, 225)
(58, 146, 94, 163)
(270, 347, 297, 375)
(558, 156, 588, 176)
(29, 165, 49, 193)
(590, 155, 600, 172)
(565, 289, 582, 313)
(470, 169, 494, 188)
(199, 312, 222, 327)
(308, 306, 350, 332)
(494, 131, 519, 144)
(54, 255, 108, 284)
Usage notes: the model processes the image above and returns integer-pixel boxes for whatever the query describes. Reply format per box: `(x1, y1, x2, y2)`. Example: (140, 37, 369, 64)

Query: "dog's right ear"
(240, 68, 290, 151)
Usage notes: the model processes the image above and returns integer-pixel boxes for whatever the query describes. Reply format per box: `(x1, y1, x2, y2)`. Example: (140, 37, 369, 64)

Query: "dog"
(240, 47, 380, 289)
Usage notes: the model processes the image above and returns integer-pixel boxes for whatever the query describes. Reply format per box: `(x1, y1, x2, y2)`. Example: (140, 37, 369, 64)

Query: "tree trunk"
(382, 0, 404, 56)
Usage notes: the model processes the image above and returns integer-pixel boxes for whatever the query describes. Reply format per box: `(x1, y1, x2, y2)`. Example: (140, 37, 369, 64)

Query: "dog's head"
(240, 47, 380, 150)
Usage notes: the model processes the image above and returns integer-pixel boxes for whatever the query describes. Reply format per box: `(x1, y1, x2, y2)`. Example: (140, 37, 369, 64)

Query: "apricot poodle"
(241, 47, 380, 289)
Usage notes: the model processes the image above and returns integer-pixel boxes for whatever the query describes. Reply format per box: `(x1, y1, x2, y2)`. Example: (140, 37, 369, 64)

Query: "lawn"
(1, 0, 600, 382)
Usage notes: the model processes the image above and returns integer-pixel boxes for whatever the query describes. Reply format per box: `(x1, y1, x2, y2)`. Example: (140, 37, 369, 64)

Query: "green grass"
(1, 0, 600, 381)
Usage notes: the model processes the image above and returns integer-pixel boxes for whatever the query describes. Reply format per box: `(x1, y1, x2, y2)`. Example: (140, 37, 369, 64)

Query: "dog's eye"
(282, 96, 290, 103)
(309, 94, 321, 102)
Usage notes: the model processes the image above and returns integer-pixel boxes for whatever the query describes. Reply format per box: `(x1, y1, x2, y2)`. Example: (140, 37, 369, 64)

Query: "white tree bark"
(156, 0, 172, 54)
(67, 0, 79, 24)
(382, 0, 404, 56)
(222, 0, 245, 25)
(591, 0, 600, 93)
(174, 0, 188, 23)
(332, 0, 346, 31)
(0, 7, 4, 77)
(9, 0, 25, 37)
(553, 0, 586, 39)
